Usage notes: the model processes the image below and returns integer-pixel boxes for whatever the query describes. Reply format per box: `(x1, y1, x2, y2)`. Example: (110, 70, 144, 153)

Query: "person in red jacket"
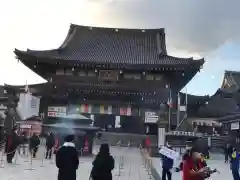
(145, 137, 151, 153)
(182, 147, 208, 180)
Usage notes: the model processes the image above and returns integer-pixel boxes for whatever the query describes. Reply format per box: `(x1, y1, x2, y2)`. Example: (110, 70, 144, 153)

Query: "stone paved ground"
(152, 153, 232, 180)
(0, 146, 149, 180)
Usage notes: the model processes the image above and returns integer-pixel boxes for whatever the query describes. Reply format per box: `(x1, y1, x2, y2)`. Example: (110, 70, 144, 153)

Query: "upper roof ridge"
(70, 23, 165, 33)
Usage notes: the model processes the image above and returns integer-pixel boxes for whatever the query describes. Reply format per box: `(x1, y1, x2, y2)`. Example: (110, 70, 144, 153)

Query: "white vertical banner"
(115, 116, 121, 128)
(158, 128, 165, 148)
(18, 93, 40, 120)
(90, 114, 95, 126)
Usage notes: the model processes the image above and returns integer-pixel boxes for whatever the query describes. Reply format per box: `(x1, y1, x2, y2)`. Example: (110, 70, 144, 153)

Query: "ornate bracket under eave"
(221, 71, 238, 91)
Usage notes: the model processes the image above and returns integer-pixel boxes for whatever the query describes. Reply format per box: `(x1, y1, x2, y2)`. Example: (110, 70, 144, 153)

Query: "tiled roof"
(198, 94, 239, 117)
(14, 24, 204, 69)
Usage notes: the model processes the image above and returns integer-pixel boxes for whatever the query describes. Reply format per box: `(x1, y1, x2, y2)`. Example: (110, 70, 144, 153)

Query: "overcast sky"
(0, 0, 239, 95)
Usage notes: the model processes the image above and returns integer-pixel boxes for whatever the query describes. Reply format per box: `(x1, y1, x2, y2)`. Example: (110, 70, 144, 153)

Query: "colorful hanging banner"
(80, 104, 92, 113)
(120, 107, 127, 115)
(100, 105, 105, 114)
(126, 106, 132, 116)
(107, 105, 112, 115)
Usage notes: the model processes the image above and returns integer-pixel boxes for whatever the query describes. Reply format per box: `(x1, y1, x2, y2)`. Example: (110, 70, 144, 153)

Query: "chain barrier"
(0, 147, 19, 168)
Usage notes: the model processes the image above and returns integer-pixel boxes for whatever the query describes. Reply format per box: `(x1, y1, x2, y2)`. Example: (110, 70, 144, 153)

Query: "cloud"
(79, 0, 240, 56)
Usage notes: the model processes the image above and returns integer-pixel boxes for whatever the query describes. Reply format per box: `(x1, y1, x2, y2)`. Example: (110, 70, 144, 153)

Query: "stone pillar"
(207, 136, 211, 147)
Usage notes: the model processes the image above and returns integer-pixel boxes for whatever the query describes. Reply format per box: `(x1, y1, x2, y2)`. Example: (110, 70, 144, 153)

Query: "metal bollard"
(117, 156, 121, 177)
(120, 155, 124, 169)
(144, 157, 148, 170)
(0, 149, 4, 168)
(25, 149, 35, 171)
(147, 159, 152, 180)
(40, 147, 46, 167)
(13, 150, 20, 165)
(24, 149, 30, 162)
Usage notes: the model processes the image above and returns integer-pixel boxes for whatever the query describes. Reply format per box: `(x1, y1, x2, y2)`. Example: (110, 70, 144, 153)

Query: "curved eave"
(4, 83, 49, 94)
(15, 49, 205, 71)
(179, 92, 210, 103)
(178, 58, 204, 90)
(217, 114, 240, 123)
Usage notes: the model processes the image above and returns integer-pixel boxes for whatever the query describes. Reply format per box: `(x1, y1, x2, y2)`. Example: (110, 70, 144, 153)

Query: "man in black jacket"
(45, 132, 55, 159)
(56, 135, 79, 180)
(161, 146, 174, 180)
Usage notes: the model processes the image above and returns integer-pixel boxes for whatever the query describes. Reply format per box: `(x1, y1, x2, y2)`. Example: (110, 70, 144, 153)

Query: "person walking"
(29, 133, 40, 158)
(91, 143, 115, 180)
(230, 148, 240, 180)
(56, 135, 79, 180)
(161, 146, 174, 180)
(45, 132, 55, 159)
(18, 132, 28, 155)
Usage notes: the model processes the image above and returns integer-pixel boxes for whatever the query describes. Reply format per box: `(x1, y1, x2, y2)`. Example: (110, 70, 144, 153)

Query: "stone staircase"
(94, 132, 158, 147)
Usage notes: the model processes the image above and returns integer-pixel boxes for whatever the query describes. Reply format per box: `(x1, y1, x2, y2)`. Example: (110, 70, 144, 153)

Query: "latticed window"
(78, 71, 87, 76)
(155, 74, 163, 80)
(56, 69, 64, 75)
(146, 74, 154, 80)
(65, 69, 73, 75)
(87, 71, 96, 77)
(132, 73, 141, 80)
(124, 73, 132, 79)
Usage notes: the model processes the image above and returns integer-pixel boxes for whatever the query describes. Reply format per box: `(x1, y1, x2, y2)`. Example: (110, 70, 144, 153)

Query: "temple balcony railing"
(50, 75, 169, 90)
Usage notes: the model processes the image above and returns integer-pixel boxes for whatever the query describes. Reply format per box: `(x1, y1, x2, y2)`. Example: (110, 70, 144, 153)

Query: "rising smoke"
(48, 107, 92, 136)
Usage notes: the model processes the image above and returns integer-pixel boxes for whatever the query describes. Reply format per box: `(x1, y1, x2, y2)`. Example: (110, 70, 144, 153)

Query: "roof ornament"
(115, 29, 118, 32)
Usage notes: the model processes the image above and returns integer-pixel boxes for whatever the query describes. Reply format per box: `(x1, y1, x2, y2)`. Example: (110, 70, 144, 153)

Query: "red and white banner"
(120, 107, 132, 116)
(79, 104, 92, 113)
(47, 106, 67, 117)
(47, 111, 66, 118)
(126, 106, 132, 116)
(48, 106, 66, 113)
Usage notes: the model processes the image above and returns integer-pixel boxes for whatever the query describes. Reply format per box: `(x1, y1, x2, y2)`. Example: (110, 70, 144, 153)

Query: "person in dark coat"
(225, 144, 233, 163)
(91, 143, 115, 180)
(29, 133, 40, 158)
(161, 146, 174, 180)
(45, 132, 55, 159)
(224, 144, 230, 163)
(56, 135, 79, 180)
(18, 131, 28, 155)
(5, 128, 19, 163)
